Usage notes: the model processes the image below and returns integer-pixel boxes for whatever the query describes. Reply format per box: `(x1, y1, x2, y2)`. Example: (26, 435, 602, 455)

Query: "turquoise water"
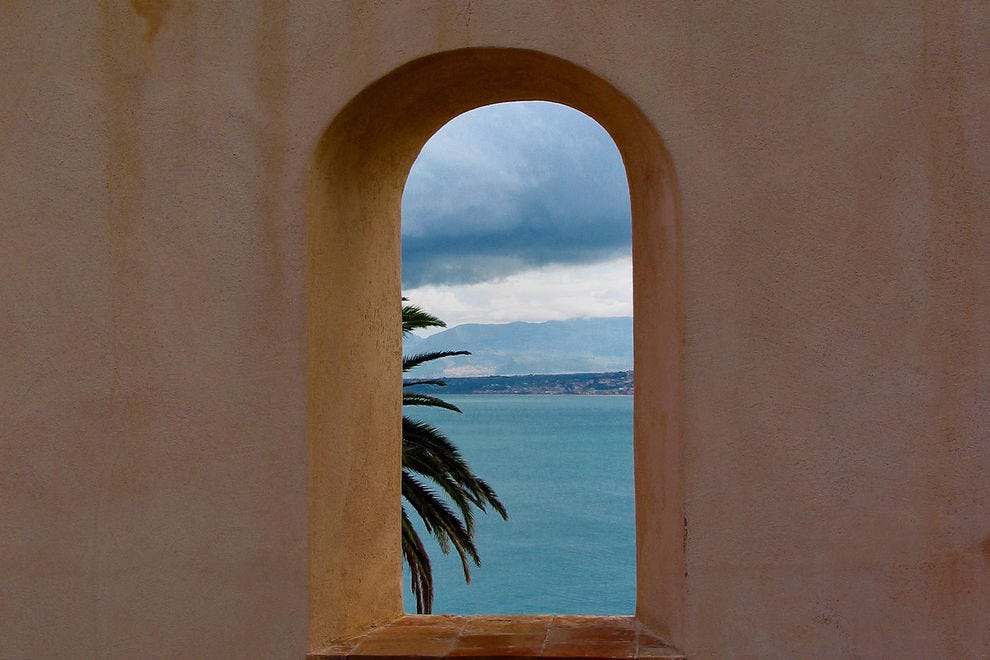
(402, 394, 635, 615)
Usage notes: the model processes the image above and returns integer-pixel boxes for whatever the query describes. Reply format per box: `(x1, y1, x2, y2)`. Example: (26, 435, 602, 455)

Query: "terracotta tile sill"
(309, 615, 683, 660)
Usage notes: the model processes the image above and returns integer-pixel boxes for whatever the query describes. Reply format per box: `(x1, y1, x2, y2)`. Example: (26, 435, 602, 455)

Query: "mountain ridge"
(404, 316, 632, 377)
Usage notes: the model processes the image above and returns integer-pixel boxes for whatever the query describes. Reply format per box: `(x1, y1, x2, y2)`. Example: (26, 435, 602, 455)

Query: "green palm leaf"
(402, 298, 445, 335)
(403, 350, 470, 373)
(403, 418, 482, 531)
(402, 391, 462, 413)
(402, 471, 479, 579)
(401, 507, 433, 615)
(402, 417, 507, 519)
(403, 378, 450, 389)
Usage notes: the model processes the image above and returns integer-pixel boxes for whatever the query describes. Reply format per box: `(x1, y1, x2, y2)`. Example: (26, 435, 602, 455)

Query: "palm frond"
(403, 350, 471, 373)
(402, 300, 446, 335)
(402, 471, 480, 581)
(401, 506, 434, 614)
(403, 419, 478, 531)
(403, 378, 449, 389)
(402, 391, 463, 413)
(399, 299, 507, 610)
(402, 417, 508, 521)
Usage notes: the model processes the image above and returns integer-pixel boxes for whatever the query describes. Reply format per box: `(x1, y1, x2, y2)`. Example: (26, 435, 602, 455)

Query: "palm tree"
(401, 299, 508, 614)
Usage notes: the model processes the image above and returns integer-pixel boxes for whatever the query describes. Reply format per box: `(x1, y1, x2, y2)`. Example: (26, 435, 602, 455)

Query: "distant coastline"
(404, 317, 632, 379)
(409, 370, 633, 395)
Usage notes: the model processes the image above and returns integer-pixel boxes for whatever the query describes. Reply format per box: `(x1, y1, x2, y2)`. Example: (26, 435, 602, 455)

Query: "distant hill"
(403, 316, 632, 377)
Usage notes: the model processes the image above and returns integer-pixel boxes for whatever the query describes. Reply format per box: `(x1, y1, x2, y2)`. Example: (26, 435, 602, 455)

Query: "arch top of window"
(308, 47, 684, 656)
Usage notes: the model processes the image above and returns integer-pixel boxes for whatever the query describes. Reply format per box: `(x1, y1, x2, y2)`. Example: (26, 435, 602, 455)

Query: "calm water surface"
(402, 394, 634, 614)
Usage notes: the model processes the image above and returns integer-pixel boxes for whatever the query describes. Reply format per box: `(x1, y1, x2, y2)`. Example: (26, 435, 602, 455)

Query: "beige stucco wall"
(2, 2, 988, 657)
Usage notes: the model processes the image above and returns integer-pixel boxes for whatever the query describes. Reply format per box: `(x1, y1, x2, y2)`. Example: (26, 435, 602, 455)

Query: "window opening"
(400, 101, 634, 615)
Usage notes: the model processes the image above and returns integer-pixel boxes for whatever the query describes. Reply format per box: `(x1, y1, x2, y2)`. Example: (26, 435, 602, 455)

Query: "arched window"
(308, 48, 683, 651)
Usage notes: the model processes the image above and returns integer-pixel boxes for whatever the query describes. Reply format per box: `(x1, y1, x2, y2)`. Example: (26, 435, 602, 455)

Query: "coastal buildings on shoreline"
(420, 371, 634, 395)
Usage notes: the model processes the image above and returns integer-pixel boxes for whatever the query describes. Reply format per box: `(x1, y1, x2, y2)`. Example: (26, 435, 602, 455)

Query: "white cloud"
(404, 255, 632, 332)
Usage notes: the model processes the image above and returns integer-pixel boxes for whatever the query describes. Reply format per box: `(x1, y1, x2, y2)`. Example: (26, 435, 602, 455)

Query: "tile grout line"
(446, 615, 468, 659)
(540, 616, 555, 658)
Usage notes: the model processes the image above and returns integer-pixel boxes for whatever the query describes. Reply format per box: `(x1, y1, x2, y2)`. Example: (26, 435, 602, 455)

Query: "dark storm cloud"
(401, 102, 631, 288)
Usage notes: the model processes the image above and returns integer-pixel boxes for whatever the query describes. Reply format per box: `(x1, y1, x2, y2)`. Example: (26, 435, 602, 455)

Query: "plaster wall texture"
(2, 2, 988, 658)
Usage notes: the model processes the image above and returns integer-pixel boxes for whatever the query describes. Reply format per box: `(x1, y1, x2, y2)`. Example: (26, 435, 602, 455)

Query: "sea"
(402, 394, 635, 615)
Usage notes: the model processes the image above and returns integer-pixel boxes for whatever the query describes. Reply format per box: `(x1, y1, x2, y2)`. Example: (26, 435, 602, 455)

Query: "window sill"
(309, 615, 683, 660)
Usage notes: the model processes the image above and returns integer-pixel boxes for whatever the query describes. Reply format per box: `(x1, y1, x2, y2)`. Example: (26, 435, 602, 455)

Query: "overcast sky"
(402, 101, 631, 329)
